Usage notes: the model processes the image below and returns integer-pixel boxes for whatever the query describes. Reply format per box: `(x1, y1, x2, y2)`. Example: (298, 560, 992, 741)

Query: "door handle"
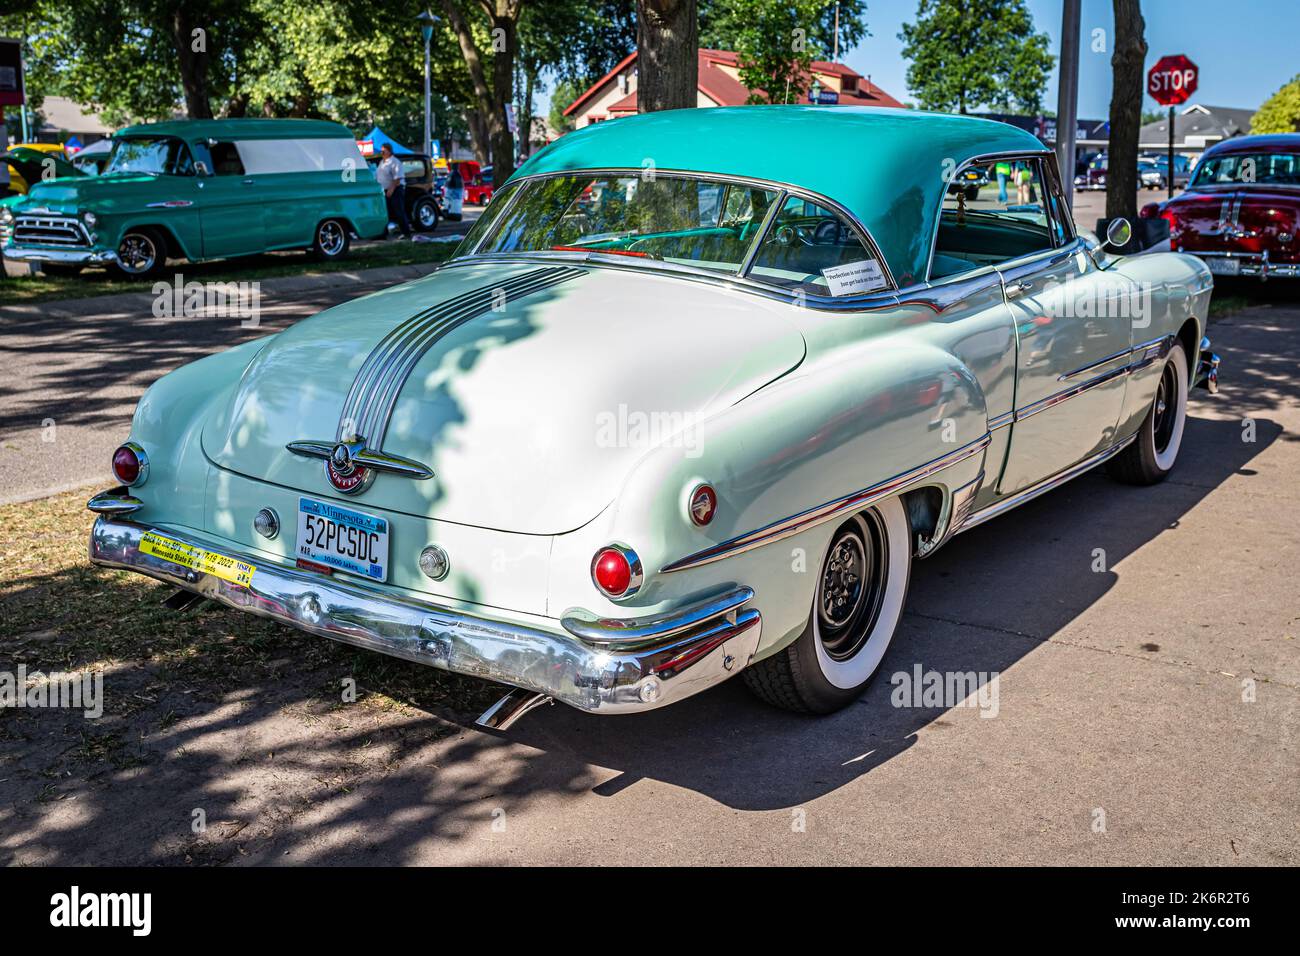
(1006, 280, 1033, 298)
(242, 178, 255, 185)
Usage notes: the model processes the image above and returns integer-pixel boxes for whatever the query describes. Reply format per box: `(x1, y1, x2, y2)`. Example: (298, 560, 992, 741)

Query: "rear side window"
(930, 158, 1056, 279)
(233, 138, 366, 175)
(209, 142, 245, 176)
(747, 196, 889, 296)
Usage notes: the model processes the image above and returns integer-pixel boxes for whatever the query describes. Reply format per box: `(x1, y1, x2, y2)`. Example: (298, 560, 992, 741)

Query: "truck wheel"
(112, 228, 167, 279)
(1107, 342, 1189, 485)
(743, 497, 912, 714)
(412, 197, 439, 233)
(311, 219, 350, 261)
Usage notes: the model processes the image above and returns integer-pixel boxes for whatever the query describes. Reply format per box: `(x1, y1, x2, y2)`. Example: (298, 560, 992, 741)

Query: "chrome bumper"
(1195, 336, 1220, 394)
(3, 244, 118, 265)
(87, 516, 761, 716)
(1192, 250, 1300, 280)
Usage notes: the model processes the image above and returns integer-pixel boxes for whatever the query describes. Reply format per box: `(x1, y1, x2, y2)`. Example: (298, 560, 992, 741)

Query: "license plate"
(1206, 257, 1241, 276)
(296, 497, 389, 581)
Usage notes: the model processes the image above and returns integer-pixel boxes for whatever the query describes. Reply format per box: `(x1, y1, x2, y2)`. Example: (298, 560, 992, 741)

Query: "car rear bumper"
(87, 515, 762, 717)
(1189, 250, 1300, 279)
(3, 244, 118, 265)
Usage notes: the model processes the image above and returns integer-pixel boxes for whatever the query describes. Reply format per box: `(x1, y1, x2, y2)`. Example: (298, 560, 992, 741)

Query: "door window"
(931, 157, 1057, 279)
(209, 142, 246, 176)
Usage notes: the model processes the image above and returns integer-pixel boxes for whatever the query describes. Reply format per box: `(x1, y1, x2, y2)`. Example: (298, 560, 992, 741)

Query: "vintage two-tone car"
(87, 107, 1220, 728)
(1141, 132, 1300, 279)
(2, 118, 386, 278)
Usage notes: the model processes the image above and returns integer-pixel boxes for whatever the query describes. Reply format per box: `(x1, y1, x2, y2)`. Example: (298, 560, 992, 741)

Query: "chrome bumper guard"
(2, 245, 119, 265)
(1195, 336, 1220, 394)
(87, 516, 761, 717)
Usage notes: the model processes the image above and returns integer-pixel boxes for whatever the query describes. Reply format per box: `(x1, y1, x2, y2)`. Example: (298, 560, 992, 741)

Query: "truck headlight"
(82, 211, 98, 227)
(0, 207, 13, 224)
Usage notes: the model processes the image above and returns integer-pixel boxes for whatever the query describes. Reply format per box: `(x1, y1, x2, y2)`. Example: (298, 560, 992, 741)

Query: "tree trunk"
(465, 110, 491, 165)
(1106, 0, 1147, 222)
(440, 0, 522, 187)
(636, 0, 698, 113)
(171, 5, 213, 119)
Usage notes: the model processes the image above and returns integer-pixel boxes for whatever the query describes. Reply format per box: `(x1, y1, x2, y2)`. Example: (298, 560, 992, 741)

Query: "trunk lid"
(201, 260, 806, 534)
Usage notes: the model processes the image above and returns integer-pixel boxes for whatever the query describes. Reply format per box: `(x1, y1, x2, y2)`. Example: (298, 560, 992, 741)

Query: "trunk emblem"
(285, 437, 433, 495)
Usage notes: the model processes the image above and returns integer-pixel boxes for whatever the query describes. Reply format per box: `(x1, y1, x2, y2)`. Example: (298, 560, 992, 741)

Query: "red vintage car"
(1141, 133, 1300, 279)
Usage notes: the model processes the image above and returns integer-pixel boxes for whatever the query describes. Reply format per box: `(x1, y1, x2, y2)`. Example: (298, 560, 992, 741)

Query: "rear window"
(478, 172, 778, 275)
(1192, 152, 1300, 186)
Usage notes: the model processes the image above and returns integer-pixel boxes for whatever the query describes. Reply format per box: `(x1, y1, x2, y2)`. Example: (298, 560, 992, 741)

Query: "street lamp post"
(417, 10, 437, 157)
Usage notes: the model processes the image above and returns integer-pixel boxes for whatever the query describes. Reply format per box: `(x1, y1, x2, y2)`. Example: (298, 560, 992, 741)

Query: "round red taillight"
(112, 443, 147, 486)
(591, 545, 642, 599)
(688, 483, 717, 526)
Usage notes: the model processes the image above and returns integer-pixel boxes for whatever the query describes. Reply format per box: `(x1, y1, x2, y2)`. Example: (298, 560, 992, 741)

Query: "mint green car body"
(87, 107, 1217, 722)
(2, 118, 386, 273)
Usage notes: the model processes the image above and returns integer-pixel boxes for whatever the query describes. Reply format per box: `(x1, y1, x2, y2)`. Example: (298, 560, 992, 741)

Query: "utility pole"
(1055, 0, 1081, 211)
(833, 2, 840, 61)
(418, 10, 437, 157)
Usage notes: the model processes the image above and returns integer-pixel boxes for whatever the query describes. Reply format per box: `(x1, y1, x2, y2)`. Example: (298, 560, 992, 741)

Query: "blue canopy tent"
(358, 126, 416, 157)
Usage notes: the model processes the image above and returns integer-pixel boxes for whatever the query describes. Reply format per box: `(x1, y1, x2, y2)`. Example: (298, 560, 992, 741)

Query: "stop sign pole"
(1148, 54, 1199, 199)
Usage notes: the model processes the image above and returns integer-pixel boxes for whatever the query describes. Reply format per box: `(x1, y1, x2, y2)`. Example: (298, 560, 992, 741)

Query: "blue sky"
(536, 1, 1297, 121)
(842, 0, 1298, 116)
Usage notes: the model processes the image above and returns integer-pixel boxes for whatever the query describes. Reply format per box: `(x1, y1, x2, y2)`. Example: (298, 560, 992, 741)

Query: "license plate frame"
(296, 497, 390, 582)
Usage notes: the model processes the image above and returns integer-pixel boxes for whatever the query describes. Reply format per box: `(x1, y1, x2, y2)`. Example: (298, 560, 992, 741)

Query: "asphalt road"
(3, 194, 1298, 864)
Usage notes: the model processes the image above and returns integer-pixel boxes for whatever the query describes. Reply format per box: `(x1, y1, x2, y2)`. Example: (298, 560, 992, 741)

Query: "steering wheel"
(812, 218, 845, 245)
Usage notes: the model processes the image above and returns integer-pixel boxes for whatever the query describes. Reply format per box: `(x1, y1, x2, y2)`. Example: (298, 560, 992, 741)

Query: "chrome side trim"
(988, 411, 1015, 431)
(87, 517, 762, 716)
(957, 436, 1136, 533)
(660, 433, 991, 574)
(916, 471, 983, 558)
(1017, 363, 1131, 422)
(895, 268, 1003, 313)
(1021, 335, 1174, 421)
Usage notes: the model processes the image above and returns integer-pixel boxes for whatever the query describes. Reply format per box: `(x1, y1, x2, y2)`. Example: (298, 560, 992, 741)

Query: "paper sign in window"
(821, 259, 888, 296)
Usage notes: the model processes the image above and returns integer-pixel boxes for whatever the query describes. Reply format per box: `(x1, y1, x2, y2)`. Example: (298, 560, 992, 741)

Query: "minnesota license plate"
(1206, 257, 1241, 276)
(296, 497, 389, 581)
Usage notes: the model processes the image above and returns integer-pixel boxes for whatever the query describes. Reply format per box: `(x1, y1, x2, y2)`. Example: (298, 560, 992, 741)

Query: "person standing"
(994, 160, 1011, 203)
(375, 143, 412, 239)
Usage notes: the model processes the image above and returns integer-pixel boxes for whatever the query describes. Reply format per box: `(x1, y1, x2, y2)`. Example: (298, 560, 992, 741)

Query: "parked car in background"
(86, 107, 1219, 728)
(1074, 156, 1106, 190)
(365, 151, 440, 232)
(1141, 133, 1300, 279)
(1, 118, 387, 277)
(1138, 160, 1165, 190)
(70, 138, 114, 176)
(453, 160, 494, 204)
(946, 164, 988, 200)
(1142, 152, 1191, 189)
(1, 143, 78, 196)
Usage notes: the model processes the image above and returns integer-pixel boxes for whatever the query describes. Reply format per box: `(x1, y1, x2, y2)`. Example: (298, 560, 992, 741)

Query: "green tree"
(1251, 75, 1300, 134)
(698, 0, 868, 104)
(898, 0, 1054, 114)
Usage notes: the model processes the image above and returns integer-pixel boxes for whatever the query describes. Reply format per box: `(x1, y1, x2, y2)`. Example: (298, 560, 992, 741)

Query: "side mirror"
(1104, 217, 1132, 249)
(194, 160, 211, 177)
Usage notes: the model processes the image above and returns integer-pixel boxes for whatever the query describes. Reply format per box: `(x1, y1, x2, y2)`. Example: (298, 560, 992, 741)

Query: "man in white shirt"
(375, 142, 412, 239)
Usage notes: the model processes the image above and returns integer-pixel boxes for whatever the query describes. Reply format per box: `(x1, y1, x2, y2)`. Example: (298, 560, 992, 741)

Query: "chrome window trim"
(462, 180, 524, 257)
(660, 432, 991, 574)
(450, 167, 899, 304)
(924, 148, 1058, 284)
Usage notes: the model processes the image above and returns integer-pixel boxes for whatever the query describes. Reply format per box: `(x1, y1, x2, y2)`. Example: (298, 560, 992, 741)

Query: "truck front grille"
(13, 215, 91, 247)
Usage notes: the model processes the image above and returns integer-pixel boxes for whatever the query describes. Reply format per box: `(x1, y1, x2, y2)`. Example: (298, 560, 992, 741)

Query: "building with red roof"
(563, 48, 903, 129)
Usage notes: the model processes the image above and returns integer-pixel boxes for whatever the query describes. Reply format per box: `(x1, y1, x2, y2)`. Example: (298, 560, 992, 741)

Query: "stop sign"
(1148, 54, 1199, 106)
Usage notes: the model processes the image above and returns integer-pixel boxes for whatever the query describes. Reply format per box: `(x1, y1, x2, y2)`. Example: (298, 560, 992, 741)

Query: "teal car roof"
(511, 106, 1048, 286)
(115, 118, 356, 142)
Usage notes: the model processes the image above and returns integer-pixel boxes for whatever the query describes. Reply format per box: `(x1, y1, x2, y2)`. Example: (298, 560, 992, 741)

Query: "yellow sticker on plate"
(140, 532, 256, 588)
